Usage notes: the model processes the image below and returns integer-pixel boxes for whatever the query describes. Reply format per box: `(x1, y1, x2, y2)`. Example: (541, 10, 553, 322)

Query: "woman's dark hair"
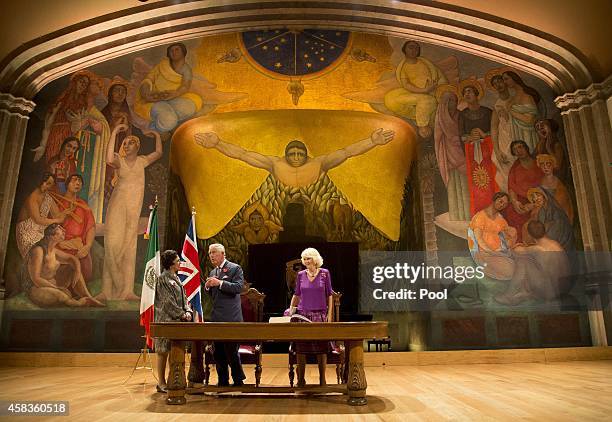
(66, 174, 84, 186)
(40, 172, 55, 186)
(59, 136, 80, 154)
(492, 192, 509, 202)
(101, 84, 131, 127)
(535, 118, 559, 133)
(401, 41, 420, 56)
(166, 43, 187, 59)
(510, 140, 530, 156)
(503, 71, 541, 105)
(462, 85, 479, 98)
(527, 220, 546, 240)
(161, 249, 179, 270)
(491, 74, 503, 85)
(31, 223, 63, 257)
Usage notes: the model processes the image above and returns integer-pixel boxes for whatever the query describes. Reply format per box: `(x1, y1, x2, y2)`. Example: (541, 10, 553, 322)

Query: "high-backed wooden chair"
(203, 284, 266, 386)
(288, 291, 345, 386)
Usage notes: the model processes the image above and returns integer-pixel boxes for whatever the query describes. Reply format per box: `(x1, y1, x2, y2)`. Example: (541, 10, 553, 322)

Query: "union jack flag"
(178, 211, 204, 322)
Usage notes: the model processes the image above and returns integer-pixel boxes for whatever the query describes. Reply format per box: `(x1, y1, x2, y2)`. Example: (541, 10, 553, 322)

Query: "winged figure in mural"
(129, 42, 248, 134)
(343, 39, 459, 138)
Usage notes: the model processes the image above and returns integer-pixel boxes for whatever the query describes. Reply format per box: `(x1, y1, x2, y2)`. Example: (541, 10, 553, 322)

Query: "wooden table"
(150, 321, 388, 406)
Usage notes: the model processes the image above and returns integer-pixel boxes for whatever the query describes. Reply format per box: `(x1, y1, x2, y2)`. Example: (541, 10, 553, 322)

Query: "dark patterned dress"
(153, 270, 192, 353)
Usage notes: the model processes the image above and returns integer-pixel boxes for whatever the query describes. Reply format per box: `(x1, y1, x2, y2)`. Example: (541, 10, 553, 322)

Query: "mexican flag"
(139, 203, 160, 349)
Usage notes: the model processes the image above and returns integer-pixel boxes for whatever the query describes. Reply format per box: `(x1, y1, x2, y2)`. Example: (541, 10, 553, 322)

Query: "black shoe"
(217, 381, 230, 387)
(233, 380, 244, 387)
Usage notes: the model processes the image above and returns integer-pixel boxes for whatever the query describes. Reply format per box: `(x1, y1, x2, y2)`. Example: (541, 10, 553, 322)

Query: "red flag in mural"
(465, 135, 498, 216)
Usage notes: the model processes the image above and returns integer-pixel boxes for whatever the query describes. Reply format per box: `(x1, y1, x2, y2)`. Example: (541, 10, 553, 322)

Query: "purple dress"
(294, 268, 333, 354)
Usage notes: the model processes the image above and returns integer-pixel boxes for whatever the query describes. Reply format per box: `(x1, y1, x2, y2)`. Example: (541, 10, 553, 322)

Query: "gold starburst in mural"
(472, 165, 490, 189)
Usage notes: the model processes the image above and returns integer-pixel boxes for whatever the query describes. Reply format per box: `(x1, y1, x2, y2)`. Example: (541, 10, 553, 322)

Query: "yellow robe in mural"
(384, 57, 447, 127)
(134, 57, 203, 121)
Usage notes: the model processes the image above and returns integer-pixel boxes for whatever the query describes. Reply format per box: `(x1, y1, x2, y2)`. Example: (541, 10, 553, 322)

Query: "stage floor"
(0, 360, 611, 421)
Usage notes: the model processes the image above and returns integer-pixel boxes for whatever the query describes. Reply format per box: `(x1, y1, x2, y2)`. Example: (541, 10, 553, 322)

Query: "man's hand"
(370, 128, 395, 145)
(181, 312, 193, 322)
(205, 277, 221, 289)
(195, 132, 220, 148)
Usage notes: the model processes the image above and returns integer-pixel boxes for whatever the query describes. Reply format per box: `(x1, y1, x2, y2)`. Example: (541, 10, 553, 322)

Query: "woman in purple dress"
(288, 247, 333, 386)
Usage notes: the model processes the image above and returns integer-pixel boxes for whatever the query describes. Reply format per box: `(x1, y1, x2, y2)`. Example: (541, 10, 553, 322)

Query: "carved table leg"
(346, 340, 367, 406)
(166, 340, 187, 405)
(188, 341, 204, 385)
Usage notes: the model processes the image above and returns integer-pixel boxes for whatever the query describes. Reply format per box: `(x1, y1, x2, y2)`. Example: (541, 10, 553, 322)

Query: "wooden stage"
(0, 347, 611, 420)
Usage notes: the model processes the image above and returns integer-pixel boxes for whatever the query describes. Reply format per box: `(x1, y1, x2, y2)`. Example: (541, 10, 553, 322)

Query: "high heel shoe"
(156, 384, 167, 393)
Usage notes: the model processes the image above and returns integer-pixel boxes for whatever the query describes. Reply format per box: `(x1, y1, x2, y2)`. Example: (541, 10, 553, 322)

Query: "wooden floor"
(1, 360, 611, 421)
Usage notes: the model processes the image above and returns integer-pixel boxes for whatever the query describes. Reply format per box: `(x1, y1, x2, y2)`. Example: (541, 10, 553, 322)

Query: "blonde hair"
(301, 247, 323, 268)
(536, 153, 556, 167)
(527, 187, 547, 203)
(119, 135, 140, 158)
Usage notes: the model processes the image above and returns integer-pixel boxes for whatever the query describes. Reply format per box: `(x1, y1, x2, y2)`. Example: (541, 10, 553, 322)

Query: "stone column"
(0, 93, 35, 291)
(555, 75, 612, 346)
(555, 76, 612, 252)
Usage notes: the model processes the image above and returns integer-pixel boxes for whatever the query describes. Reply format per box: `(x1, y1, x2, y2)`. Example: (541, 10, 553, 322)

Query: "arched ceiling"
(1, 0, 609, 99)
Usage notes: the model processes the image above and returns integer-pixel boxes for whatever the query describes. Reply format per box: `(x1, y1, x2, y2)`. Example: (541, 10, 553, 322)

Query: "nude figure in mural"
(20, 223, 104, 308)
(194, 128, 394, 187)
(99, 124, 162, 301)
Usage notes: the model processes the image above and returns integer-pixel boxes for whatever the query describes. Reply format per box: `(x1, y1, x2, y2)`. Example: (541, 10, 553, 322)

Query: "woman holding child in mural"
(15, 173, 72, 258)
(99, 124, 162, 301)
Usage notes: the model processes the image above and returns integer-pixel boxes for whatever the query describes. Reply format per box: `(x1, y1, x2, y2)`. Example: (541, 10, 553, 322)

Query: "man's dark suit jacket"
(207, 260, 244, 322)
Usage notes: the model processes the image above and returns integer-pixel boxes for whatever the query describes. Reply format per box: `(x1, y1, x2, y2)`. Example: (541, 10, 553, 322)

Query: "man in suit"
(204, 243, 246, 386)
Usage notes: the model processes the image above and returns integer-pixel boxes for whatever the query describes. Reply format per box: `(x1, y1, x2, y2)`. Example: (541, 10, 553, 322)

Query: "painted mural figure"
(523, 187, 575, 252)
(100, 124, 162, 301)
(32, 71, 92, 163)
(467, 192, 517, 280)
(488, 70, 513, 192)
(534, 119, 568, 182)
(495, 220, 570, 306)
(383, 41, 447, 138)
(15, 173, 71, 258)
(52, 174, 96, 283)
(459, 79, 496, 216)
(47, 137, 80, 194)
(194, 128, 395, 188)
(433, 84, 470, 221)
(536, 154, 574, 224)
(503, 140, 543, 242)
(503, 71, 541, 152)
(101, 77, 133, 207)
(134, 42, 203, 133)
(231, 201, 283, 244)
(71, 77, 111, 223)
(19, 224, 104, 308)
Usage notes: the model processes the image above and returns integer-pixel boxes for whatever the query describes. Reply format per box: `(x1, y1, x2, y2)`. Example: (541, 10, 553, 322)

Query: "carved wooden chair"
(203, 284, 266, 386)
(288, 290, 345, 386)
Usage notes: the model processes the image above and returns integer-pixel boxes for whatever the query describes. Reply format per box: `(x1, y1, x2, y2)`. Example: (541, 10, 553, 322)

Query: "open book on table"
(268, 314, 312, 323)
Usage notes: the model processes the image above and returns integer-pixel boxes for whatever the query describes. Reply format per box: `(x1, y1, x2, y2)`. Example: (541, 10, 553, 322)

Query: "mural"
(2, 29, 584, 351)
